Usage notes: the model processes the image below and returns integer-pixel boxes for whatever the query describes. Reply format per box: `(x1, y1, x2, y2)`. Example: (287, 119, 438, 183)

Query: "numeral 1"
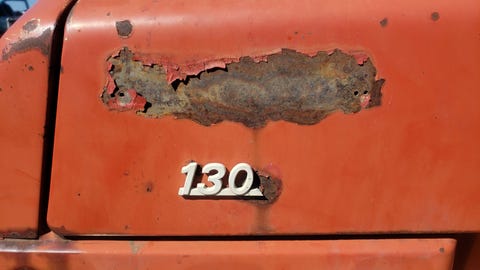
(178, 162, 197, 195)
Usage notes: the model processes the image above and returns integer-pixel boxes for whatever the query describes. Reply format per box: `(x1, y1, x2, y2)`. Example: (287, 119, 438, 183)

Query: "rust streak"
(102, 47, 384, 128)
(249, 171, 282, 233)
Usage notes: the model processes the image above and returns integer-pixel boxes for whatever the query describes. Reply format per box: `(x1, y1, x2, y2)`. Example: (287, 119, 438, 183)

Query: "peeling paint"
(2, 28, 52, 61)
(106, 88, 147, 112)
(351, 52, 370, 65)
(102, 47, 384, 128)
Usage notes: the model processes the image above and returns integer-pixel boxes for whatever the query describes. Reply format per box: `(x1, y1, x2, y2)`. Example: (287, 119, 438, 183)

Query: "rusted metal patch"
(22, 19, 40, 33)
(115, 20, 133, 38)
(253, 171, 282, 205)
(102, 48, 384, 128)
(1, 228, 36, 239)
(2, 28, 52, 61)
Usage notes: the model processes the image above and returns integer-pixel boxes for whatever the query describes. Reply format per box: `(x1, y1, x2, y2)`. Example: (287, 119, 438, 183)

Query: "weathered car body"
(0, 0, 479, 269)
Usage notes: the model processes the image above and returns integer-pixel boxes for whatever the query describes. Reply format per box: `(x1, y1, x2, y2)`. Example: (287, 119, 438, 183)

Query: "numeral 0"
(228, 163, 254, 195)
(178, 162, 259, 196)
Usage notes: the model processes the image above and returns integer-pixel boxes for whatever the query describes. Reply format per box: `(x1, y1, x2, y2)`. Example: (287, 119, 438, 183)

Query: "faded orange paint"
(0, 234, 456, 270)
(0, 0, 75, 238)
(47, 0, 480, 236)
(0, 0, 479, 267)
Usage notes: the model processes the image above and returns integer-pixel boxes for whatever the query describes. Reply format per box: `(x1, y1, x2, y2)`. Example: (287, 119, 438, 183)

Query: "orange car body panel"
(47, 0, 480, 236)
(0, 0, 73, 238)
(0, 0, 479, 268)
(0, 234, 456, 270)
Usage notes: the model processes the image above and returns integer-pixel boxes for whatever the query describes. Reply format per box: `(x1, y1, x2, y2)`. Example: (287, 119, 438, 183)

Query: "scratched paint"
(102, 48, 384, 128)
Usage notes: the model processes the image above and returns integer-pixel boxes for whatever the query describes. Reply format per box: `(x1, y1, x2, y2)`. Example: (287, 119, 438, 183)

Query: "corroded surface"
(254, 172, 282, 205)
(103, 48, 384, 128)
(0, 228, 36, 239)
(115, 20, 133, 38)
(1, 28, 52, 61)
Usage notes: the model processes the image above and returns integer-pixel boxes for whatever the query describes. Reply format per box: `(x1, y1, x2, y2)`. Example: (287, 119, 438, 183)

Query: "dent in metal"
(102, 48, 384, 128)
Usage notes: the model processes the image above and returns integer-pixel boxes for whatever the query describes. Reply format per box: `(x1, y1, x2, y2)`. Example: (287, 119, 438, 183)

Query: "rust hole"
(102, 47, 384, 128)
(431, 12, 440, 21)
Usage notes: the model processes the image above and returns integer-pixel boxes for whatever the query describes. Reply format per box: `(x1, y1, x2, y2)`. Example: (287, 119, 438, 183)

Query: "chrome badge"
(179, 162, 263, 197)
